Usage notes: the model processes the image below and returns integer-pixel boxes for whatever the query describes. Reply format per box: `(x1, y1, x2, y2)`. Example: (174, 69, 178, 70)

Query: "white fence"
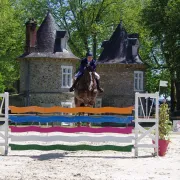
(0, 92, 159, 157)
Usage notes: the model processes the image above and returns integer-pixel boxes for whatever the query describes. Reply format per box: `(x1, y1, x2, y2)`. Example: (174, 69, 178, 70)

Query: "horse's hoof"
(77, 122, 82, 127)
(98, 88, 104, 93)
(86, 122, 91, 127)
(69, 88, 74, 92)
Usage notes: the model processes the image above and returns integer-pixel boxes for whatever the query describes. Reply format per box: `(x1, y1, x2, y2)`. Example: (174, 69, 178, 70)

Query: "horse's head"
(76, 67, 96, 91)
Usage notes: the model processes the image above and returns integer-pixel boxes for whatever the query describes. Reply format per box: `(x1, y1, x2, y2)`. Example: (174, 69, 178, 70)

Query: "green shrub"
(159, 103, 172, 140)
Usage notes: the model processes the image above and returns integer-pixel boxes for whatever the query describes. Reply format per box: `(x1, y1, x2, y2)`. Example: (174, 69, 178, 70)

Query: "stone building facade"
(96, 64, 145, 107)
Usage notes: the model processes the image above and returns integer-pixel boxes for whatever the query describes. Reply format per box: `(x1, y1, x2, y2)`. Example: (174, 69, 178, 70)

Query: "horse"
(73, 67, 98, 127)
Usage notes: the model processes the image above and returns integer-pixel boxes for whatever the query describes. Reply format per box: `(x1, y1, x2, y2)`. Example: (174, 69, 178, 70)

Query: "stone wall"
(29, 93, 75, 106)
(20, 59, 28, 92)
(19, 58, 78, 106)
(96, 64, 146, 107)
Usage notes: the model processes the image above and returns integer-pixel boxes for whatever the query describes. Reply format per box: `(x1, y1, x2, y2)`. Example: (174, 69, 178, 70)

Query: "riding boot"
(69, 77, 80, 92)
(95, 79, 104, 93)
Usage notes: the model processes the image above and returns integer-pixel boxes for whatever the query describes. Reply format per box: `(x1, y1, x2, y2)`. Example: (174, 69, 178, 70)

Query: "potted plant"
(158, 102, 172, 156)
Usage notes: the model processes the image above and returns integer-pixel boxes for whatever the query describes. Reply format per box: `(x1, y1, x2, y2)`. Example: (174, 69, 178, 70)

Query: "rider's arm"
(91, 60, 97, 71)
(79, 59, 86, 72)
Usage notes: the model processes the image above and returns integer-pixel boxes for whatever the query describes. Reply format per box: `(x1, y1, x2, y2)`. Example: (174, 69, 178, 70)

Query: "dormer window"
(54, 31, 68, 52)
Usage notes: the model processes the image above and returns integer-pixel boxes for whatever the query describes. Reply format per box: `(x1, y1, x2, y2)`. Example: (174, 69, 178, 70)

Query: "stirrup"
(69, 87, 75, 92)
(98, 87, 104, 93)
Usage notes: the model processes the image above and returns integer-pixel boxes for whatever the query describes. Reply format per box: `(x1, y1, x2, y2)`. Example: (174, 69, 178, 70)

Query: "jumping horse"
(74, 66, 98, 127)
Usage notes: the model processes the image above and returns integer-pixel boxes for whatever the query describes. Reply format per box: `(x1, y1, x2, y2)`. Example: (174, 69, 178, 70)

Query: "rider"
(69, 52, 104, 92)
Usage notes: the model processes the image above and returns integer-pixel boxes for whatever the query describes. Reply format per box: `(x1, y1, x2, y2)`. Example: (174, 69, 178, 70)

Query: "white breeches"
(94, 72, 100, 80)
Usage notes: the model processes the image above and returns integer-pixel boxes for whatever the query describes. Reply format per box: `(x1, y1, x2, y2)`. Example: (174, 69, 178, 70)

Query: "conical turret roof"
(37, 12, 60, 52)
(98, 21, 142, 64)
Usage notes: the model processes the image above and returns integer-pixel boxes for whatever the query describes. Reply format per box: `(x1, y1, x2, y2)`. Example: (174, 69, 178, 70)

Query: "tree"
(141, 0, 180, 111)
(12, 0, 48, 24)
(1, 0, 173, 101)
(10, 0, 150, 61)
(51, 0, 125, 58)
(0, 0, 23, 93)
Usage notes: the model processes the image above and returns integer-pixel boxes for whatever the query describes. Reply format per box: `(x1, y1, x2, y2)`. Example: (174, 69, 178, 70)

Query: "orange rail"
(9, 106, 134, 115)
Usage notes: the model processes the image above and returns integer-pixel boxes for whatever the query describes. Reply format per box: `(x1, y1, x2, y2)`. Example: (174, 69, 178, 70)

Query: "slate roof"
(37, 12, 60, 53)
(21, 12, 79, 60)
(98, 21, 143, 64)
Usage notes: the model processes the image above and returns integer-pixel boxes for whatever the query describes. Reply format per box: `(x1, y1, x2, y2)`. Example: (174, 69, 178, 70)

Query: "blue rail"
(9, 115, 134, 124)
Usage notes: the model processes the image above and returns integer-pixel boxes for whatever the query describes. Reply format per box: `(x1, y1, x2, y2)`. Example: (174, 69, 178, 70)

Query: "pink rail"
(9, 126, 133, 134)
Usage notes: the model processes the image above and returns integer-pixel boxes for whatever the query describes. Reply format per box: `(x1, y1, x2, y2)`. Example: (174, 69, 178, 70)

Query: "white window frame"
(134, 71, 144, 91)
(61, 65, 73, 88)
(94, 98, 102, 108)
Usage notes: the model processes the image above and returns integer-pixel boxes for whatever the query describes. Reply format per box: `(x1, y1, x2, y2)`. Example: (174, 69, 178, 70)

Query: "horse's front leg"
(86, 91, 97, 127)
(86, 119, 91, 127)
(75, 96, 84, 127)
(77, 112, 83, 127)
(86, 104, 92, 128)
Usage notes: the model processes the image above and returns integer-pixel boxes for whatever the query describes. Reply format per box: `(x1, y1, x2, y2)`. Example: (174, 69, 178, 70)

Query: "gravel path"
(0, 133, 180, 180)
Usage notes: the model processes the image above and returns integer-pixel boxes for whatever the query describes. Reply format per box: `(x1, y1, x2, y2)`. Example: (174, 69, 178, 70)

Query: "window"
(61, 66, 73, 88)
(61, 102, 73, 126)
(134, 71, 143, 91)
(94, 98, 102, 108)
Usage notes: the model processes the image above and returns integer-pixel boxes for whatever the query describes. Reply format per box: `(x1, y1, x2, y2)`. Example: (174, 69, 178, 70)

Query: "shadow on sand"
(9, 152, 155, 161)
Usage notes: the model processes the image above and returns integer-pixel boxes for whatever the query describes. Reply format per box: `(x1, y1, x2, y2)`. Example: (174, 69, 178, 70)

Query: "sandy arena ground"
(0, 133, 180, 180)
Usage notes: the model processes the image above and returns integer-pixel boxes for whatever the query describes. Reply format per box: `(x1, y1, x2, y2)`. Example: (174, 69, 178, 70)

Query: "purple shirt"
(79, 58, 96, 73)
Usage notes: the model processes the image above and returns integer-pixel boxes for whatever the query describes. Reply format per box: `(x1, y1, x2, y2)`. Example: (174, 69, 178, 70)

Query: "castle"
(15, 12, 145, 108)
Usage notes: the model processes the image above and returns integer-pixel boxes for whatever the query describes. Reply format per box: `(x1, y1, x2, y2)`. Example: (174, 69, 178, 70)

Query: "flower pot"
(158, 139, 170, 156)
(153, 139, 170, 156)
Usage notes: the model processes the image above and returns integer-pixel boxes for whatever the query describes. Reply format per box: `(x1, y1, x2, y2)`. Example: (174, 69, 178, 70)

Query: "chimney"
(25, 18, 37, 54)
